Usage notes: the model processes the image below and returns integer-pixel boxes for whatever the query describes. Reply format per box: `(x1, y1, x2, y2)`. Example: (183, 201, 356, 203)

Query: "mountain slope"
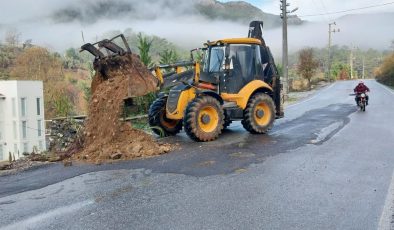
(51, 0, 302, 29)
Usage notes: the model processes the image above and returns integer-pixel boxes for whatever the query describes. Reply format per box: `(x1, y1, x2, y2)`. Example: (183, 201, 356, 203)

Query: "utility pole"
(350, 47, 353, 79)
(280, 0, 298, 98)
(81, 31, 85, 43)
(327, 22, 339, 81)
(281, 0, 289, 98)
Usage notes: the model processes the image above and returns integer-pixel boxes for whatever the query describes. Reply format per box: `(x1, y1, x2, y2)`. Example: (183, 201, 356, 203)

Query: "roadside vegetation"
(375, 52, 394, 87)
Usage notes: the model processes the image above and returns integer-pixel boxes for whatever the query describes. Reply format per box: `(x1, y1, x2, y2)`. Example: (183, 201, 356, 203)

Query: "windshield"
(204, 46, 225, 73)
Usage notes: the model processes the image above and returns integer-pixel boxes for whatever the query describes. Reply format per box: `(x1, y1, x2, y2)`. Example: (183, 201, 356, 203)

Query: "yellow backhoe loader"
(148, 21, 283, 141)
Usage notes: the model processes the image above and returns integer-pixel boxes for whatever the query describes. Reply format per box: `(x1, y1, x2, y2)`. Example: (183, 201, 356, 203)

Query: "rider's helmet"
(359, 81, 364, 85)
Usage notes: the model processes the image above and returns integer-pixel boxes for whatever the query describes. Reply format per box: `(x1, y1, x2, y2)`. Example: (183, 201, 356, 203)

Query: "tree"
(64, 48, 81, 69)
(51, 88, 74, 117)
(81, 63, 94, 102)
(331, 62, 350, 80)
(376, 53, 394, 87)
(9, 47, 77, 118)
(137, 33, 153, 67)
(159, 49, 179, 64)
(297, 48, 319, 89)
(10, 47, 63, 81)
(391, 40, 394, 51)
(5, 29, 21, 47)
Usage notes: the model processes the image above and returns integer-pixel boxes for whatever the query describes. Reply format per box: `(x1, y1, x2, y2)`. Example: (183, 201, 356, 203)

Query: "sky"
(0, 0, 393, 53)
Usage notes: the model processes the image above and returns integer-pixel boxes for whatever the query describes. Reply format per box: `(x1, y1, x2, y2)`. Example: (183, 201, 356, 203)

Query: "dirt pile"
(74, 53, 170, 162)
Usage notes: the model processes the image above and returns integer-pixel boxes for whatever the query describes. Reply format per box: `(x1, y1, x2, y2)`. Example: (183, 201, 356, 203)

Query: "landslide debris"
(73, 53, 171, 162)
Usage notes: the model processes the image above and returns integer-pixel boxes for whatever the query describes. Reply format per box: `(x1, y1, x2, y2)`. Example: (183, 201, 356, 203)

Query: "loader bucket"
(81, 34, 159, 116)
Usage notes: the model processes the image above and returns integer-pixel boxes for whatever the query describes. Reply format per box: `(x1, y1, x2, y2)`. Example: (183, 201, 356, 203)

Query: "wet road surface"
(1, 80, 394, 230)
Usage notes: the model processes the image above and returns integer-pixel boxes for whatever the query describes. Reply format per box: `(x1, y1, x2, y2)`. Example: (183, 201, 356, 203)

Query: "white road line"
(378, 169, 394, 230)
(286, 83, 336, 108)
(376, 82, 394, 96)
(0, 200, 94, 230)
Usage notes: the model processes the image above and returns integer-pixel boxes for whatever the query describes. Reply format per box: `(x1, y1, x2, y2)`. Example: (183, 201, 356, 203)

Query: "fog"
(0, 0, 393, 54)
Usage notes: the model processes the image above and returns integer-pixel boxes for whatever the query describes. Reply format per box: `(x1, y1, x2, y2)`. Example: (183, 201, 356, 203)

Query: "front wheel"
(184, 95, 224, 142)
(361, 101, 366, 111)
(242, 93, 275, 134)
(148, 97, 182, 137)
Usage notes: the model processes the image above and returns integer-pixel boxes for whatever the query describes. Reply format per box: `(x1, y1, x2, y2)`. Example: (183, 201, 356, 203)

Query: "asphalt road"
(1, 80, 394, 230)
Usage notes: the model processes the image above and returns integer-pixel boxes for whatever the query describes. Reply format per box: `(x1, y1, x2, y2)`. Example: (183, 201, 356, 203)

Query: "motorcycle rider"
(354, 81, 370, 105)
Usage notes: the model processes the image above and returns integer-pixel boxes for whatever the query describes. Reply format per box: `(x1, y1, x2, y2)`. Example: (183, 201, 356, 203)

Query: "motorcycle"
(356, 93, 367, 111)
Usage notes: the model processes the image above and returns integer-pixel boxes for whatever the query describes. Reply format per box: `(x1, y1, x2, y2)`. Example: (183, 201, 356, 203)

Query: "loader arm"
(151, 61, 202, 90)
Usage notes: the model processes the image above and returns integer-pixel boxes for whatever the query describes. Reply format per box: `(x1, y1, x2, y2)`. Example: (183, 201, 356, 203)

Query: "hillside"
(51, 0, 302, 29)
(196, 0, 302, 27)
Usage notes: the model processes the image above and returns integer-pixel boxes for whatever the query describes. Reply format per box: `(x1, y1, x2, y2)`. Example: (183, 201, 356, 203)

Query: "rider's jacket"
(354, 83, 370, 94)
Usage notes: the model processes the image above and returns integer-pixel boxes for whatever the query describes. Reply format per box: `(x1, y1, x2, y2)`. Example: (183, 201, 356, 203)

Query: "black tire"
(148, 97, 182, 137)
(184, 95, 224, 142)
(242, 93, 275, 134)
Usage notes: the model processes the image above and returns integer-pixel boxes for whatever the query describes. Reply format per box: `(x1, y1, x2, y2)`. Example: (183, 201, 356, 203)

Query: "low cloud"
(0, 0, 393, 54)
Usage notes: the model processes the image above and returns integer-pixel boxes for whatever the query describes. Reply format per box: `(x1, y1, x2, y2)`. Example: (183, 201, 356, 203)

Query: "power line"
(310, 0, 329, 22)
(299, 1, 394, 17)
(317, 0, 331, 21)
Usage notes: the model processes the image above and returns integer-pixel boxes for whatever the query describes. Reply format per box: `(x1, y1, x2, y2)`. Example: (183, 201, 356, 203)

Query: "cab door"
(221, 44, 261, 94)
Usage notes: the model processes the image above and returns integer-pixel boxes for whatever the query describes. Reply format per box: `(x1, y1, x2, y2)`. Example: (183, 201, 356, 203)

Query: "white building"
(0, 80, 46, 161)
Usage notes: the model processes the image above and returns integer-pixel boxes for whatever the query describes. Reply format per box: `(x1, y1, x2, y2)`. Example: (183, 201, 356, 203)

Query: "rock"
(63, 160, 72, 167)
(29, 154, 49, 162)
(0, 162, 11, 170)
(110, 152, 122, 160)
(95, 159, 102, 165)
(159, 145, 171, 153)
(48, 155, 61, 162)
(132, 144, 142, 153)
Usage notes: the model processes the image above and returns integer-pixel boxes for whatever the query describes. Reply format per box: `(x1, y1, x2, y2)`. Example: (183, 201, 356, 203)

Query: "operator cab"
(200, 38, 274, 94)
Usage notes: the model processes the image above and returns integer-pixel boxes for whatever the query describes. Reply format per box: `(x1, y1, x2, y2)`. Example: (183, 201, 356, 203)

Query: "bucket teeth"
(98, 39, 126, 55)
(80, 43, 105, 59)
(80, 34, 131, 60)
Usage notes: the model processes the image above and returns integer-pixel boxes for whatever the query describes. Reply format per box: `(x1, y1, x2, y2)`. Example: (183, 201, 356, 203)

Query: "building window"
(22, 121, 27, 139)
(0, 145, 3, 160)
(37, 120, 42, 136)
(36, 98, 41, 116)
(13, 121, 17, 139)
(21, 98, 27, 117)
(23, 143, 28, 154)
(39, 141, 43, 150)
(12, 98, 16, 117)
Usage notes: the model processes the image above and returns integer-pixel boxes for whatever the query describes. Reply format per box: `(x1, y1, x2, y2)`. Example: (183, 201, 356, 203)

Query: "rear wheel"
(184, 96, 224, 142)
(242, 93, 275, 134)
(148, 97, 182, 137)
